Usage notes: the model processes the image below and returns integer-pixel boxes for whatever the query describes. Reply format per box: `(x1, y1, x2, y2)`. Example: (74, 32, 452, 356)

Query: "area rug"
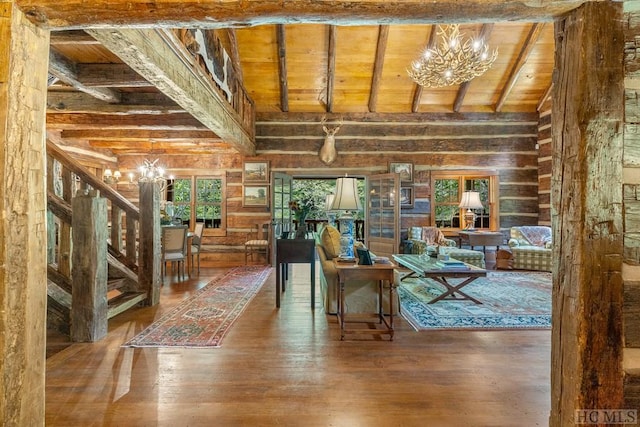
(123, 266, 272, 348)
(398, 271, 552, 330)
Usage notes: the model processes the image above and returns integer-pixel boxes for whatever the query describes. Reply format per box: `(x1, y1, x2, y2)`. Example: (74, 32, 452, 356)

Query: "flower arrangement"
(288, 199, 314, 223)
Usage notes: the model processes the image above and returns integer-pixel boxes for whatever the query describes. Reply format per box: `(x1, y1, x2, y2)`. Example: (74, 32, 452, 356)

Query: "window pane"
(435, 179, 459, 203)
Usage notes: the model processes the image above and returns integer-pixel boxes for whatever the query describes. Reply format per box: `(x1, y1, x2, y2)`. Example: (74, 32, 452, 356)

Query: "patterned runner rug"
(123, 266, 272, 348)
(398, 271, 551, 330)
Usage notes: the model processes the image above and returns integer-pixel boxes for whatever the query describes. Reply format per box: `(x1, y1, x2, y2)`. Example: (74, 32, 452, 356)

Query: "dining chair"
(162, 225, 188, 280)
(190, 222, 205, 274)
(244, 221, 271, 265)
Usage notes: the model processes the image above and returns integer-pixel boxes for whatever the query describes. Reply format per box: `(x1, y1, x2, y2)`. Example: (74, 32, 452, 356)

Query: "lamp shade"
(330, 177, 362, 211)
(459, 191, 483, 209)
(325, 193, 336, 212)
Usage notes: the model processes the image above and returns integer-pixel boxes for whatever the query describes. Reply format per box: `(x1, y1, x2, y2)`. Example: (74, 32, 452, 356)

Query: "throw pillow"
(320, 225, 341, 259)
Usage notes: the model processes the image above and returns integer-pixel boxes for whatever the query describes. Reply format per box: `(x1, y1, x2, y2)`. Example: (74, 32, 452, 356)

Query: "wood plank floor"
(45, 264, 550, 426)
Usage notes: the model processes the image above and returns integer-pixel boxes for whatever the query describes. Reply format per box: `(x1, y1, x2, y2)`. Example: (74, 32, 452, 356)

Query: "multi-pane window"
(168, 175, 226, 236)
(431, 172, 498, 230)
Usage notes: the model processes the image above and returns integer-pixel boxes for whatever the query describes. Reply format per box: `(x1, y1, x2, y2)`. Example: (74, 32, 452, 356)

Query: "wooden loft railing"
(46, 140, 146, 341)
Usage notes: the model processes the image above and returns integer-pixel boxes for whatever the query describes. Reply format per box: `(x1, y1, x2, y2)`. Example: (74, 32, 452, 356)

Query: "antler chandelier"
(407, 24, 498, 88)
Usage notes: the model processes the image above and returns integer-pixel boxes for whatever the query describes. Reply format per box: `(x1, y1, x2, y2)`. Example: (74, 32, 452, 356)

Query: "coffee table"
(392, 254, 487, 304)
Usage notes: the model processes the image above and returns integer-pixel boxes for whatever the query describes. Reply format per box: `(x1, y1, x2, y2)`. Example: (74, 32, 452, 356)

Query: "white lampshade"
(459, 191, 483, 209)
(330, 177, 363, 211)
(325, 193, 336, 212)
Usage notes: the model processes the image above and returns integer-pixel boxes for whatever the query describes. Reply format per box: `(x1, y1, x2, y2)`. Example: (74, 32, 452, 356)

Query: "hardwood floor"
(45, 264, 551, 426)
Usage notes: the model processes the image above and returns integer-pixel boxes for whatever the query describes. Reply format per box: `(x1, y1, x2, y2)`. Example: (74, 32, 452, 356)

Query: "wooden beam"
(495, 23, 544, 112)
(86, 28, 255, 155)
(17, 0, 587, 29)
(411, 26, 437, 113)
(326, 25, 336, 113)
(50, 29, 100, 45)
(76, 63, 153, 88)
(61, 129, 219, 141)
(537, 82, 553, 111)
(48, 49, 121, 103)
(368, 25, 389, 113)
(453, 24, 494, 113)
(47, 92, 184, 114)
(47, 112, 208, 130)
(276, 24, 289, 113)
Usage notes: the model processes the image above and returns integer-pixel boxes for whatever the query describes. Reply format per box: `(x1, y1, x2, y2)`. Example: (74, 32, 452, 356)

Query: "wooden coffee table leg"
(427, 277, 482, 304)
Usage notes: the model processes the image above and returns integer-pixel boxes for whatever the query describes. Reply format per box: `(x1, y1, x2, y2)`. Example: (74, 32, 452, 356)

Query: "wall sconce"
(103, 169, 122, 185)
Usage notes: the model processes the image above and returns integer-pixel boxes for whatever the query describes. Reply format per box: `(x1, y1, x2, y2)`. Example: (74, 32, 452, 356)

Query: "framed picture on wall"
(243, 160, 270, 183)
(388, 161, 413, 183)
(243, 185, 270, 207)
(400, 187, 414, 208)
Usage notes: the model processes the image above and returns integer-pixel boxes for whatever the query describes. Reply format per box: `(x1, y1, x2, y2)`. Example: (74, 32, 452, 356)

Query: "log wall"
(116, 111, 539, 265)
(537, 94, 552, 227)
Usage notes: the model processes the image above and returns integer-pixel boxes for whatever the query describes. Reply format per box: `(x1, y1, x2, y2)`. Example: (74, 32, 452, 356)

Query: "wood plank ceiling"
(45, 22, 555, 157)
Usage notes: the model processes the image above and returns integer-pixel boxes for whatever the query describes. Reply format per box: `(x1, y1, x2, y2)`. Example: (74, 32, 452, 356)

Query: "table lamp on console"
(330, 176, 362, 258)
(459, 191, 484, 230)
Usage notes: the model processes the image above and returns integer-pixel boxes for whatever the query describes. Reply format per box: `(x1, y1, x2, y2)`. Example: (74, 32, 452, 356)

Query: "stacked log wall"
(117, 112, 539, 265)
(537, 95, 552, 227)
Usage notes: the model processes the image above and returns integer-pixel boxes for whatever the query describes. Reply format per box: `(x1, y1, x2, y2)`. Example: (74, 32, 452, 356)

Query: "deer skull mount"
(319, 117, 342, 165)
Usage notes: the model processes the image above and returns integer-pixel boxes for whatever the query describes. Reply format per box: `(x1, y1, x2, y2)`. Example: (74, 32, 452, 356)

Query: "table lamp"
(325, 193, 337, 228)
(458, 191, 483, 230)
(330, 177, 362, 258)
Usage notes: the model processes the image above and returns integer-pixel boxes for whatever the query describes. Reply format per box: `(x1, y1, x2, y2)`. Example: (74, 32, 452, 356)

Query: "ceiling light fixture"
(407, 24, 498, 88)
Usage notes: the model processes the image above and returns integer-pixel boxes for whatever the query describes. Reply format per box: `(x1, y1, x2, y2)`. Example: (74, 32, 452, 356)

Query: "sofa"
(507, 226, 552, 271)
(316, 225, 398, 315)
(406, 226, 486, 269)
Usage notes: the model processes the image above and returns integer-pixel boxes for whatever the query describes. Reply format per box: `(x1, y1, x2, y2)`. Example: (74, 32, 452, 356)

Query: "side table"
(333, 260, 397, 341)
(458, 231, 504, 252)
(275, 239, 316, 309)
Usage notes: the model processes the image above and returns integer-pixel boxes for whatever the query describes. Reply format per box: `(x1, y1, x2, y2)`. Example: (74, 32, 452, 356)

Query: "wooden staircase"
(46, 140, 147, 340)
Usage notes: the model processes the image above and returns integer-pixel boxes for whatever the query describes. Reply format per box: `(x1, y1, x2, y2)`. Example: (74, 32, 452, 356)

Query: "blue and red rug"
(123, 266, 272, 348)
(398, 271, 552, 330)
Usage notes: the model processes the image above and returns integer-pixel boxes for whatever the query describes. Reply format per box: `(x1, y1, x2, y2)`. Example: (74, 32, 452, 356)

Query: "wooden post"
(71, 190, 109, 342)
(551, 2, 625, 425)
(138, 181, 162, 305)
(0, 3, 49, 425)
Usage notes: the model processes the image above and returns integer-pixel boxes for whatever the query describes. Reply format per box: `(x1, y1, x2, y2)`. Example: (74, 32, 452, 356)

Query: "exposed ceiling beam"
(75, 63, 152, 87)
(18, 0, 586, 29)
(411, 26, 437, 113)
(276, 24, 289, 113)
(49, 30, 100, 45)
(61, 129, 220, 141)
(47, 112, 208, 130)
(537, 83, 554, 111)
(495, 22, 544, 112)
(48, 50, 121, 103)
(368, 25, 389, 113)
(86, 28, 255, 155)
(453, 23, 494, 113)
(326, 25, 336, 113)
(47, 92, 184, 114)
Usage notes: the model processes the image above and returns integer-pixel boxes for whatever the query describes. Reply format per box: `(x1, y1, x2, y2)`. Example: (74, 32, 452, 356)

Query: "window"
(168, 175, 226, 236)
(431, 171, 499, 230)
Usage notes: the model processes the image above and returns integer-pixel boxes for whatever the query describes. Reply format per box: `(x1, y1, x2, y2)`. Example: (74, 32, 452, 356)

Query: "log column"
(138, 181, 162, 305)
(71, 190, 108, 342)
(551, 2, 625, 425)
(0, 2, 49, 425)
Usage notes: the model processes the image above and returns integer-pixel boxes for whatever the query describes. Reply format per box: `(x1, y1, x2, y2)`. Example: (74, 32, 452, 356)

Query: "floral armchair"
(405, 226, 486, 268)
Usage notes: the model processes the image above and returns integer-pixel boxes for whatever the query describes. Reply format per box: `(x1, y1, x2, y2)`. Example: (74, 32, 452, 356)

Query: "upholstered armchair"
(406, 226, 456, 255)
(507, 226, 552, 271)
(405, 226, 486, 269)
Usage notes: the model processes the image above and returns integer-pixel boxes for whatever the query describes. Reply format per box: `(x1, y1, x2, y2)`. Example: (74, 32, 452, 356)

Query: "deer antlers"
(321, 116, 343, 136)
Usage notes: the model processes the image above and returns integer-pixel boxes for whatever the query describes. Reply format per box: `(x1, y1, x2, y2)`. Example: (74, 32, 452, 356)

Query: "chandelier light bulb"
(407, 24, 498, 88)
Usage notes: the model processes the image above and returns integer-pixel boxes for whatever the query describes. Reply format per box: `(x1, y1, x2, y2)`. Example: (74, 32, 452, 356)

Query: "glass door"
(366, 173, 399, 259)
(272, 172, 293, 240)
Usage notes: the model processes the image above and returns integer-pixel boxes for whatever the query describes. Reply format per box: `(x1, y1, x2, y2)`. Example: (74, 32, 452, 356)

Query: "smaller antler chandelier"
(407, 24, 498, 88)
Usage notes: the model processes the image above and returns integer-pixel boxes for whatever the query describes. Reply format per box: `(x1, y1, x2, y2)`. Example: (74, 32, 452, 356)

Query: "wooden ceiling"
(39, 4, 560, 158)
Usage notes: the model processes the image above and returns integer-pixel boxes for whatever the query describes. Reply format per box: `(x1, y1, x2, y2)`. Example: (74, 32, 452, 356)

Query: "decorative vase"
(295, 219, 308, 239)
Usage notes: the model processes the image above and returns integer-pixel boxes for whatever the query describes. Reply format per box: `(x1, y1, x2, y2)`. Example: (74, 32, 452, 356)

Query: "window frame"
(168, 174, 227, 237)
(430, 170, 499, 231)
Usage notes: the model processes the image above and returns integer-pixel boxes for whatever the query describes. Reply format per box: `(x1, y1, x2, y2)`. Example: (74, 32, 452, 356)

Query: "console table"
(333, 260, 397, 341)
(275, 239, 316, 309)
